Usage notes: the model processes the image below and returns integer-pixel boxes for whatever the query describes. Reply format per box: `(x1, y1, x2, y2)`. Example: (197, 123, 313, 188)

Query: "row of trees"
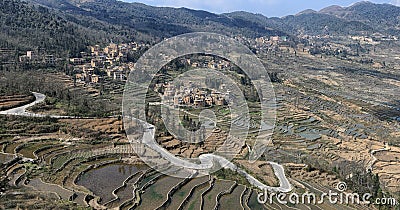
(182, 114, 202, 131)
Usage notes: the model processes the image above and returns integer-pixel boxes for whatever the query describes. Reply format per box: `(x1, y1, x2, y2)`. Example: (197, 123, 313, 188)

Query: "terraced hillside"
(0, 122, 375, 210)
(1, 11, 400, 207)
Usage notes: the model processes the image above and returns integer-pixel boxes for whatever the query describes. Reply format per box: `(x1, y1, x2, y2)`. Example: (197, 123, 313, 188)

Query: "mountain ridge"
(2, 0, 399, 55)
(28, 0, 400, 37)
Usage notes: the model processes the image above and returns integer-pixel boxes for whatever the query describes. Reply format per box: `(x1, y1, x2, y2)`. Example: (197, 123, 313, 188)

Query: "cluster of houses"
(250, 35, 295, 54)
(69, 42, 145, 84)
(255, 36, 289, 45)
(159, 82, 229, 108)
(233, 35, 287, 46)
(187, 58, 231, 70)
(19, 50, 55, 65)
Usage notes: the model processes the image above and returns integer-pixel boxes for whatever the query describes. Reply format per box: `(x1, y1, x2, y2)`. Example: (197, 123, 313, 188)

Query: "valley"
(0, 0, 399, 209)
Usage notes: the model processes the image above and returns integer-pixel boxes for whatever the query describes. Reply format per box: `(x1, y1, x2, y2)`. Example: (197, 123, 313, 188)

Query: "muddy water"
(76, 163, 147, 204)
(28, 178, 73, 200)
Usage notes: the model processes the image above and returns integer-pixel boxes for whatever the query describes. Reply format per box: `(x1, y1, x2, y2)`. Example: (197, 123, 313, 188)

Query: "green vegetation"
(148, 185, 163, 200)
(0, 0, 136, 56)
(212, 168, 250, 187)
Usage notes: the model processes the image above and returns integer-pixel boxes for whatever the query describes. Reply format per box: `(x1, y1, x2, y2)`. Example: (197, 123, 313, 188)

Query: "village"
(18, 50, 56, 65)
(159, 82, 229, 108)
(68, 42, 147, 84)
(9, 32, 397, 85)
(62, 34, 291, 86)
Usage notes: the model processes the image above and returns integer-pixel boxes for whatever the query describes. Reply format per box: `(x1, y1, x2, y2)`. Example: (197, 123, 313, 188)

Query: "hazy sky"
(123, 0, 399, 17)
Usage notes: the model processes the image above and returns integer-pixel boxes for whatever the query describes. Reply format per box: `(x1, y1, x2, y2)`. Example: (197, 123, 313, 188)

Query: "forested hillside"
(1, 0, 399, 55)
(1, 0, 140, 56)
(319, 2, 400, 35)
(30, 0, 288, 38)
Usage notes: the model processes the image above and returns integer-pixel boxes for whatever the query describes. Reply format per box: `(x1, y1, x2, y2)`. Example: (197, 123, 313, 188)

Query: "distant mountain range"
(1, 0, 399, 55)
(304, 1, 400, 35)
